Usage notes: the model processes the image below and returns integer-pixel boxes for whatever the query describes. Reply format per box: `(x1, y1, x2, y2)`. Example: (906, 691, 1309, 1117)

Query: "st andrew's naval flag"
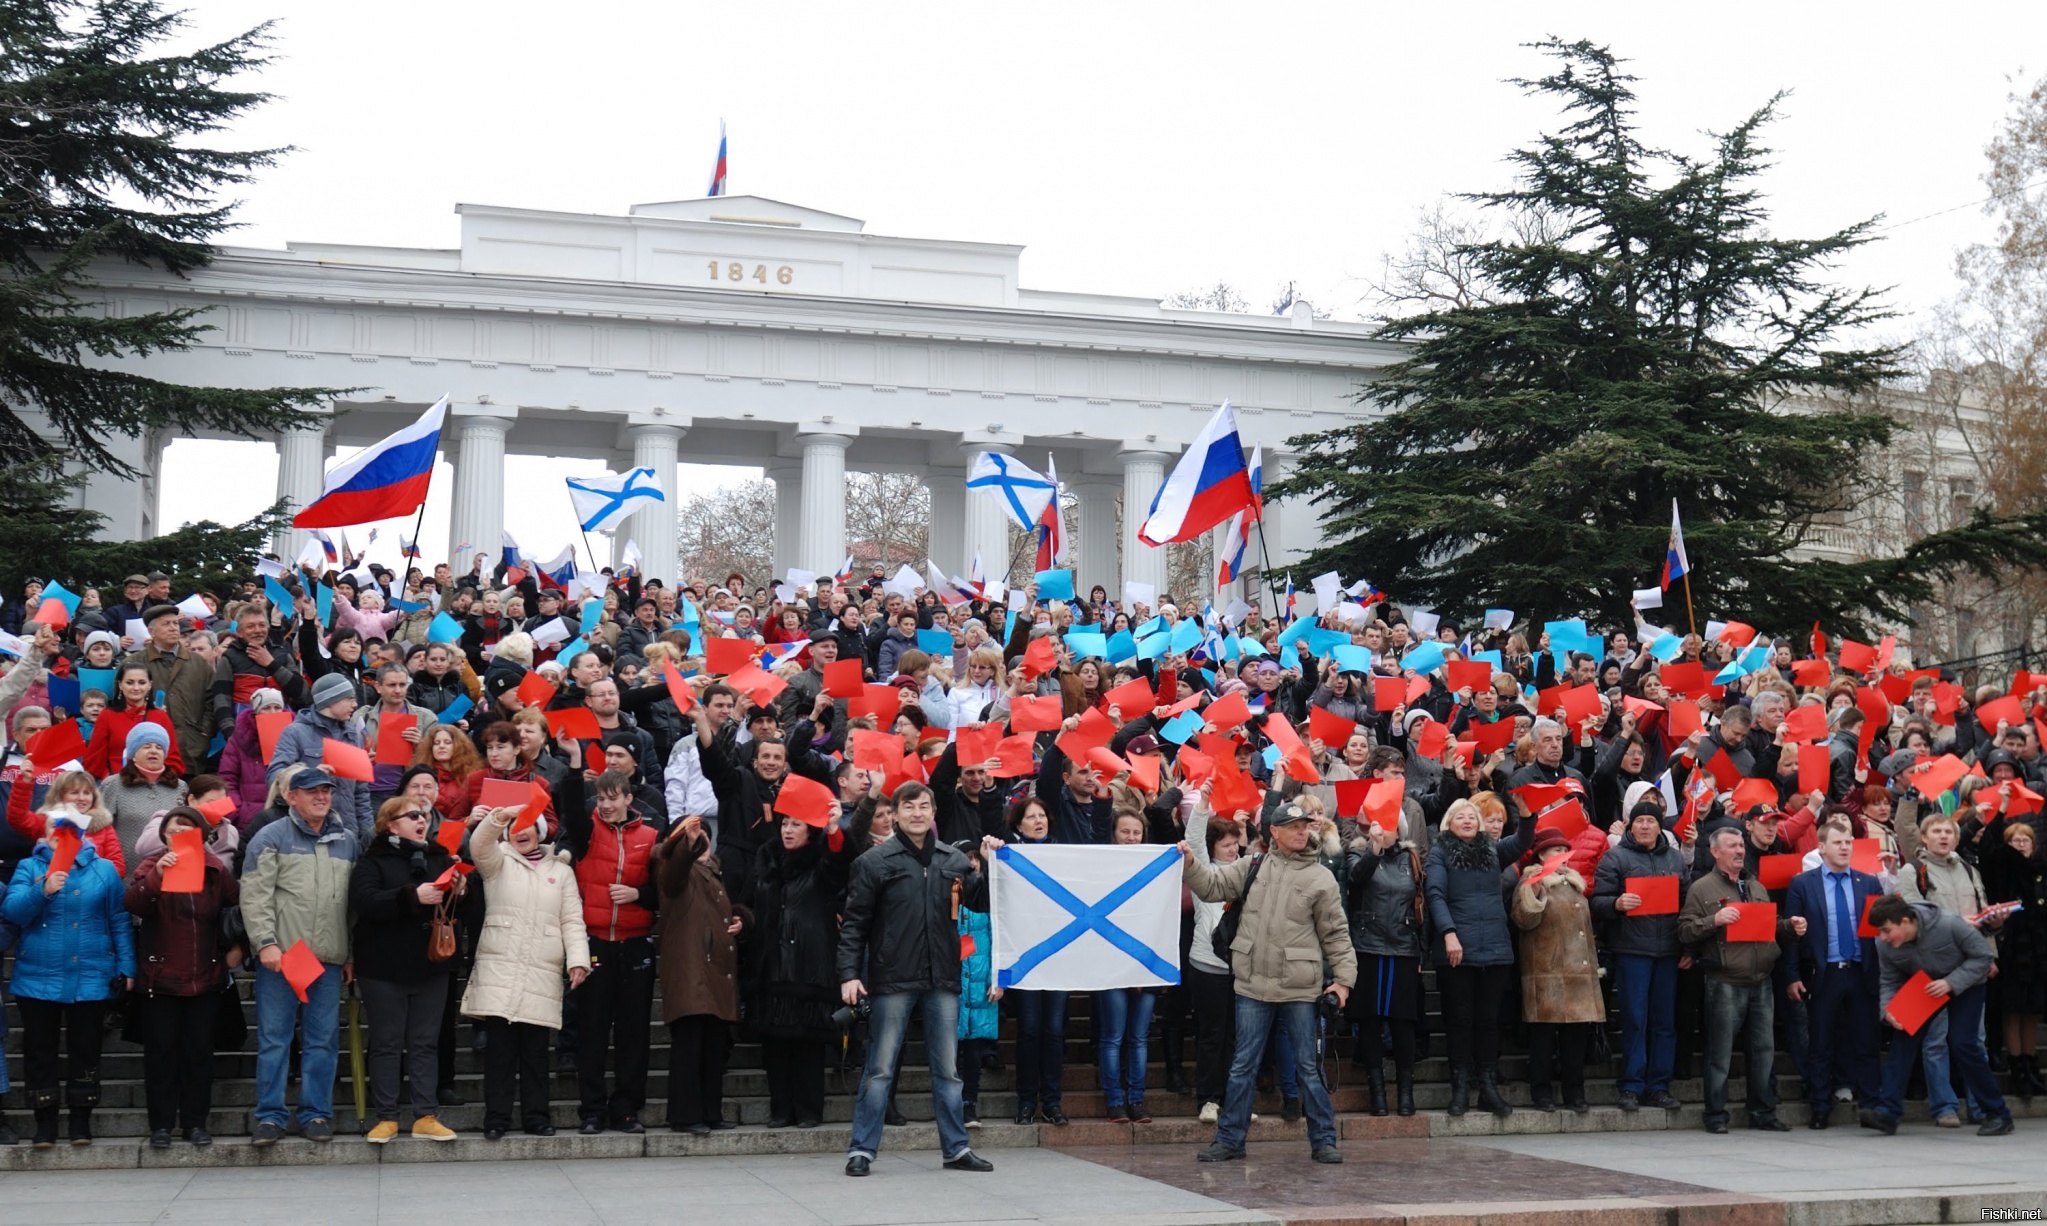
(991, 844, 1182, 991)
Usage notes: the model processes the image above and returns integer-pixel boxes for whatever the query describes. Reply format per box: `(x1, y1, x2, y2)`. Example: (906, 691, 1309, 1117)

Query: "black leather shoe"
(1311, 1146, 1342, 1164)
(303, 1118, 333, 1142)
(1979, 1114, 2016, 1136)
(579, 1119, 604, 1136)
(148, 1129, 172, 1149)
(1616, 1091, 1640, 1112)
(1705, 1120, 1729, 1134)
(845, 1155, 871, 1177)
(1041, 1106, 1069, 1126)
(484, 1127, 505, 1141)
(184, 1128, 212, 1146)
(437, 1087, 465, 1107)
(1642, 1090, 1680, 1110)
(1858, 1109, 1898, 1136)
(1281, 1096, 1302, 1122)
(709, 1119, 737, 1130)
(614, 1116, 645, 1135)
(686, 1123, 711, 1136)
(884, 1106, 908, 1127)
(1749, 1117, 1790, 1132)
(1196, 1142, 1246, 1162)
(524, 1124, 556, 1137)
(1809, 1113, 1831, 1130)
(944, 1151, 994, 1172)
(767, 1116, 795, 1129)
(1014, 1104, 1037, 1126)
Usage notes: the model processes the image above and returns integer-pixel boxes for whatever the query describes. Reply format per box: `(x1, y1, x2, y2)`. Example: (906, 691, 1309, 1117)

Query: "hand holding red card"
(478, 777, 530, 811)
(774, 774, 837, 827)
(1885, 969, 1947, 1036)
(1625, 875, 1680, 916)
(279, 939, 325, 1003)
(375, 712, 418, 767)
(322, 738, 374, 783)
(160, 826, 206, 893)
(1726, 901, 1779, 942)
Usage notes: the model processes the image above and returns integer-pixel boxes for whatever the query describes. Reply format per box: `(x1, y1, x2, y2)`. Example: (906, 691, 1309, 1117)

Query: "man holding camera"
(1181, 800, 1356, 1164)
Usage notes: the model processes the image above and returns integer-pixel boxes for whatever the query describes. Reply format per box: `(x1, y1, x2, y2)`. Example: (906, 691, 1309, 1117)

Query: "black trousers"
(958, 1036, 994, 1106)
(761, 1035, 830, 1123)
(16, 997, 107, 1110)
(1527, 1021, 1590, 1093)
(140, 991, 218, 1131)
(1189, 966, 1236, 1104)
(668, 1015, 732, 1127)
(361, 976, 447, 1121)
(575, 937, 656, 1123)
(1438, 964, 1512, 1066)
(436, 929, 477, 1096)
(1353, 1015, 1418, 1072)
(482, 1018, 552, 1132)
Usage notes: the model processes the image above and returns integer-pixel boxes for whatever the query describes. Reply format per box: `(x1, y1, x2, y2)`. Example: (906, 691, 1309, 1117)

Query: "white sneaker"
(1198, 1102, 1219, 1125)
(1833, 1086, 1854, 1103)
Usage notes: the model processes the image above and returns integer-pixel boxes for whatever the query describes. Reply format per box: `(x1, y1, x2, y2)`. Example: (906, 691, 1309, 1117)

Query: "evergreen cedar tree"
(1274, 39, 2047, 642)
(0, 0, 333, 482)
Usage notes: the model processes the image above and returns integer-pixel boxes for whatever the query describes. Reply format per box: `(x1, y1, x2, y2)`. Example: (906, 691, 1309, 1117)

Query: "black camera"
(832, 996, 872, 1031)
(1318, 989, 1345, 1022)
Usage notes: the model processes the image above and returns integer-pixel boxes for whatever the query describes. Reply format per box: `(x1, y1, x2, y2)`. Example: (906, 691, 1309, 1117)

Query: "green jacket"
(127, 643, 215, 771)
(240, 807, 360, 965)
(1185, 840, 1357, 1003)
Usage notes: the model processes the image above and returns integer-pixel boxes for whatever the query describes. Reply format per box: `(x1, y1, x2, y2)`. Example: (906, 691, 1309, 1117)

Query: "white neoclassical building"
(66, 194, 1402, 598)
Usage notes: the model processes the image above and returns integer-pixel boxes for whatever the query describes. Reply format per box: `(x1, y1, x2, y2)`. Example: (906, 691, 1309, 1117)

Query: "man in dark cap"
(126, 603, 213, 774)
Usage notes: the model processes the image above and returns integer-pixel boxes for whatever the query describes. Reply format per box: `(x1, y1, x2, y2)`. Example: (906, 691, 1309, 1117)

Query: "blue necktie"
(1831, 873, 1854, 962)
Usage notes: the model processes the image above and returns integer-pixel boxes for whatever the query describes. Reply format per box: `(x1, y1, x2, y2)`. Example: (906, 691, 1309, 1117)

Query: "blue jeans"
(1093, 989, 1156, 1107)
(1702, 978, 1778, 1126)
(1011, 989, 1067, 1110)
(254, 962, 342, 1128)
(1260, 1019, 1300, 1098)
(1875, 983, 2006, 1121)
(1614, 954, 1677, 1094)
(1215, 998, 1335, 1153)
(848, 991, 970, 1161)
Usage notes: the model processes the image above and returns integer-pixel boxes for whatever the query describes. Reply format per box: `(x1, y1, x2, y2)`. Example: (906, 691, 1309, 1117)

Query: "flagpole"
(405, 484, 431, 580)
(579, 527, 602, 575)
(1682, 569, 1697, 640)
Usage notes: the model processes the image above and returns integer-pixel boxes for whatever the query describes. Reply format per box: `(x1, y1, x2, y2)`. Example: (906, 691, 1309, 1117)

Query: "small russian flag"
(1661, 500, 1690, 592)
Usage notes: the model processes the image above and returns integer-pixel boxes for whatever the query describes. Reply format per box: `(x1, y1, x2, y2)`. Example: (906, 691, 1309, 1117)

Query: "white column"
(623, 423, 685, 584)
(273, 414, 331, 558)
(959, 441, 1015, 583)
(1259, 452, 1297, 579)
(1119, 446, 1171, 602)
(795, 430, 854, 577)
(766, 461, 802, 577)
(448, 406, 516, 573)
(1073, 477, 1122, 599)
(926, 466, 967, 579)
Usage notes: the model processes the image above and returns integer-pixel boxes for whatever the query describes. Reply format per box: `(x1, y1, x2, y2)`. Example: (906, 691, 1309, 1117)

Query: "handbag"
(428, 877, 463, 963)
(1210, 854, 1265, 963)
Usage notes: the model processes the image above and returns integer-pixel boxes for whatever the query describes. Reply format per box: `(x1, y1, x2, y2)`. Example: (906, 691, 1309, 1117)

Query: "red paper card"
(1307, 705, 1357, 748)
(847, 683, 901, 724)
(434, 820, 466, 855)
(375, 712, 418, 767)
(660, 662, 696, 715)
(509, 779, 549, 835)
(1513, 780, 1570, 812)
(1796, 743, 1829, 798)
(322, 738, 374, 783)
(705, 637, 756, 676)
(1053, 708, 1115, 763)
(545, 707, 601, 743)
(1009, 693, 1064, 733)
(1912, 753, 1968, 801)
(195, 796, 237, 827)
(1175, 747, 1216, 787)
(1879, 671, 1911, 708)
(822, 659, 865, 699)
(1626, 875, 1680, 916)
(1414, 717, 1448, 760)
(1837, 639, 1877, 674)
(954, 723, 1003, 768)
(1858, 892, 1883, 938)
(1661, 662, 1709, 698)
(1203, 692, 1253, 731)
(1535, 798, 1588, 841)
(1726, 902, 1778, 942)
(1123, 751, 1161, 793)
(1780, 705, 1828, 744)
(1020, 637, 1056, 680)
(1791, 659, 1831, 687)
(33, 597, 68, 628)
(1731, 777, 1779, 816)
(1886, 969, 1947, 1036)
(256, 711, 292, 763)
(850, 729, 906, 772)
(1757, 854, 1802, 891)
(1850, 837, 1883, 875)
(1406, 675, 1432, 705)
(1470, 719, 1516, 755)
(1701, 745, 1744, 791)
(161, 826, 206, 893)
(478, 777, 530, 811)
(1446, 659, 1492, 694)
(1666, 699, 1703, 741)
(1536, 683, 1570, 719)
(46, 824, 82, 876)
(727, 663, 789, 708)
(515, 671, 557, 709)
(991, 733, 1037, 778)
(1102, 677, 1157, 720)
(1976, 695, 2025, 731)
(774, 774, 836, 827)
(1087, 745, 1130, 779)
(26, 719, 88, 771)
(1209, 753, 1264, 818)
(1363, 776, 1405, 832)
(1155, 668, 1178, 703)
(1558, 684, 1603, 729)
(279, 939, 324, 1003)
(1372, 676, 1406, 711)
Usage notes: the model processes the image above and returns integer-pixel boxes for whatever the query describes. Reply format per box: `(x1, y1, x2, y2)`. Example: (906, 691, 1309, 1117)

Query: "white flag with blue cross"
(991, 844, 1183, 992)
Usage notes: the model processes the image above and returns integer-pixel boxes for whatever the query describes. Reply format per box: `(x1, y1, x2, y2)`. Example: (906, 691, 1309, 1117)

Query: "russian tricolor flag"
(707, 120, 729, 198)
(292, 397, 447, 529)
(1661, 499, 1689, 592)
(1139, 401, 1256, 546)
(1214, 446, 1263, 588)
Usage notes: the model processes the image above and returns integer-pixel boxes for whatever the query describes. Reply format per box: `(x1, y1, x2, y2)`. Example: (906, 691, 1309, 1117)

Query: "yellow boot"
(366, 1121, 399, 1144)
(411, 1116, 457, 1142)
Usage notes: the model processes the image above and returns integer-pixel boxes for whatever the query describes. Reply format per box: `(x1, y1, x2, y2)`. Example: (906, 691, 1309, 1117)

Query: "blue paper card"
(1064, 631, 1108, 660)
(1331, 644, 1374, 674)
(390, 598, 428, 614)
(1305, 628, 1350, 655)
(1169, 619, 1202, 654)
(916, 628, 955, 656)
(1262, 744, 1283, 770)
(1137, 634, 1170, 661)
(439, 695, 474, 725)
(428, 612, 464, 644)
(40, 580, 81, 616)
(1160, 710, 1205, 744)
(76, 667, 115, 698)
(1237, 636, 1267, 657)
(1033, 570, 1075, 602)
(1647, 632, 1684, 662)
(581, 599, 605, 634)
(1105, 630, 1137, 664)
(1275, 617, 1315, 648)
(315, 583, 334, 627)
(264, 575, 294, 613)
(1135, 616, 1166, 640)
(1279, 644, 1301, 671)
(46, 676, 80, 714)
(1401, 641, 1448, 675)
(1470, 649, 1504, 669)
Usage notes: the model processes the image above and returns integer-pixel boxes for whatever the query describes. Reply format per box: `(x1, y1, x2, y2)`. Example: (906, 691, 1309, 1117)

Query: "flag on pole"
(707, 120, 729, 197)
(1034, 455, 1070, 571)
(1138, 401, 1256, 546)
(566, 467, 666, 533)
(292, 396, 448, 528)
(309, 530, 337, 565)
(1214, 446, 1263, 588)
(966, 452, 1057, 531)
(832, 555, 855, 586)
(398, 533, 420, 560)
(500, 532, 523, 569)
(1661, 499, 1690, 592)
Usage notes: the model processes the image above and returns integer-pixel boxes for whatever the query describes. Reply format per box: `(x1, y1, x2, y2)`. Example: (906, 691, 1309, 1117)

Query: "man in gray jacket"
(268, 673, 374, 843)
(1862, 895, 2012, 1136)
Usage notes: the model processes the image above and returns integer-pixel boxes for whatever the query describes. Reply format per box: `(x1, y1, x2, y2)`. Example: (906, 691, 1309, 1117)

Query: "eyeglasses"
(396, 811, 430, 822)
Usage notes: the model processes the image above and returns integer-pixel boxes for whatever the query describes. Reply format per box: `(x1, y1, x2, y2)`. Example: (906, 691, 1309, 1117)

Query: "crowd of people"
(0, 554, 2040, 1168)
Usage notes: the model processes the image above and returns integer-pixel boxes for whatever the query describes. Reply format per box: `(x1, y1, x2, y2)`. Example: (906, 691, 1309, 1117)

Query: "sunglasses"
(395, 811, 431, 822)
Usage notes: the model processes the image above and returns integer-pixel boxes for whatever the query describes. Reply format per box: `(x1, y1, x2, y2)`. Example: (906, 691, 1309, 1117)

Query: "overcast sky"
(154, 1, 2047, 563)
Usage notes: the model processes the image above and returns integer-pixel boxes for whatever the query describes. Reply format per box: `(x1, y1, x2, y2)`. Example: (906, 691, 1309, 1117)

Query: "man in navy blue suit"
(1783, 820, 1884, 1128)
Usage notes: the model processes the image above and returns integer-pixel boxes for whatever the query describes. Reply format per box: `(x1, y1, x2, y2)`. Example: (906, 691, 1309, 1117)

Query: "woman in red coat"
(82, 663, 184, 780)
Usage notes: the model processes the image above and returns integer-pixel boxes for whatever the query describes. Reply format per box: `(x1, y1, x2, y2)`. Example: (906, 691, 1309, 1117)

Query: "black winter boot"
(1447, 1064, 1471, 1117)
(1476, 1066, 1515, 1118)
(1395, 1065, 1416, 1116)
(30, 1107, 57, 1149)
(1366, 1066, 1387, 1116)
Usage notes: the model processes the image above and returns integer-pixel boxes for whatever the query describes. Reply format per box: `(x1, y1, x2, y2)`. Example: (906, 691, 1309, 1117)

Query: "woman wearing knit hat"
(100, 724, 187, 871)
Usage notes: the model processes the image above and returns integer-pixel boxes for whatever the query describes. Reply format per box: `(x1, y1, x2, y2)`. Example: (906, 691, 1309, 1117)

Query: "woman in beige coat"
(461, 807, 591, 1140)
(1510, 827, 1605, 1113)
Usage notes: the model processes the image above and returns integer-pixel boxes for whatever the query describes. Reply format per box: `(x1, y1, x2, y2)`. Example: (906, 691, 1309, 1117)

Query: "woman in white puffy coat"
(460, 806, 591, 1139)
(947, 647, 1008, 730)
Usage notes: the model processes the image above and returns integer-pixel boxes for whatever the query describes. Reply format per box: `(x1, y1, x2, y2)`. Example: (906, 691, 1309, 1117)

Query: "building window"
(1951, 477, 1976, 529)
(1903, 471, 1926, 539)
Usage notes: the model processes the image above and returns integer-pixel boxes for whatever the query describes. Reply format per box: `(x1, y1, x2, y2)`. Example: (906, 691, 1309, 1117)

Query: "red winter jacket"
(575, 815, 659, 942)
(83, 704, 185, 780)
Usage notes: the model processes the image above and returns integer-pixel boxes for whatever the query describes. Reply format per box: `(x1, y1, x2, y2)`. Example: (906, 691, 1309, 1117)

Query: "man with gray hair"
(1501, 716, 1589, 812)
(1678, 824, 1803, 1134)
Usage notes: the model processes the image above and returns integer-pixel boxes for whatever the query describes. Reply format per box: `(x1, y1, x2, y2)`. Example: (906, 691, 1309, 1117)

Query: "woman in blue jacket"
(3, 809, 136, 1148)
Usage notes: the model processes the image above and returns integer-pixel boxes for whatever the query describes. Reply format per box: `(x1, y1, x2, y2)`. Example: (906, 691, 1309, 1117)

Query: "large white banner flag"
(991, 844, 1182, 992)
